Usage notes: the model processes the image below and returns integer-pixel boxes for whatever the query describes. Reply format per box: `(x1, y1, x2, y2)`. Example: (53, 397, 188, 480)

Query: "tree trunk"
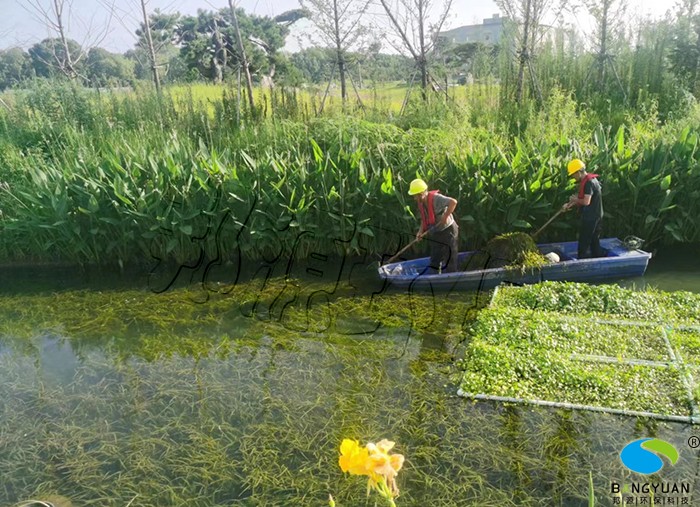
(54, 0, 78, 79)
(140, 0, 161, 92)
(694, 20, 700, 97)
(598, 0, 610, 84)
(228, 0, 255, 111)
(418, 0, 428, 100)
(332, 0, 347, 104)
(213, 17, 225, 84)
(516, 0, 532, 103)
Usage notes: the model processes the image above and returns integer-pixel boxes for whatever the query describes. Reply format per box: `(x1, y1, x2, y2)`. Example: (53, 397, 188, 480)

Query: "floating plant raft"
(458, 282, 700, 423)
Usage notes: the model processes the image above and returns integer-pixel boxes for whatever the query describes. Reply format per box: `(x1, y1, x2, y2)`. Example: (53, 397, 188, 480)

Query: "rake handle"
(384, 234, 425, 265)
(532, 207, 567, 239)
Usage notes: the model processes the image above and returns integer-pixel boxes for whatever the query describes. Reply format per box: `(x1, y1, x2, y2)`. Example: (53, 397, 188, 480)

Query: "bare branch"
(378, 0, 420, 59)
(24, 0, 115, 80)
(300, 0, 372, 103)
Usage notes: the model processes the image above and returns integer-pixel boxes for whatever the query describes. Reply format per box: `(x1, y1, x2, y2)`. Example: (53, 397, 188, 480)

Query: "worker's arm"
(437, 197, 457, 227)
(566, 193, 592, 208)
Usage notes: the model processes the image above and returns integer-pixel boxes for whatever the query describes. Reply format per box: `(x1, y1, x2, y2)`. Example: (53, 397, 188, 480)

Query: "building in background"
(436, 14, 575, 85)
(438, 14, 509, 46)
(438, 13, 573, 50)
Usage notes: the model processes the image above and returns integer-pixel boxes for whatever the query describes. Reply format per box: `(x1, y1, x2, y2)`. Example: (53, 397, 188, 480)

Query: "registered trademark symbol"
(688, 436, 700, 449)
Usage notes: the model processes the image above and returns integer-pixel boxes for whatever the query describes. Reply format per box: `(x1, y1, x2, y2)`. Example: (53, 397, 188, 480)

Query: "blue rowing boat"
(378, 237, 652, 291)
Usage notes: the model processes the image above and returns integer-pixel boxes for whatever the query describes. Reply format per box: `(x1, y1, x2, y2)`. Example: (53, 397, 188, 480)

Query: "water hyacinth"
(337, 438, 405, 506)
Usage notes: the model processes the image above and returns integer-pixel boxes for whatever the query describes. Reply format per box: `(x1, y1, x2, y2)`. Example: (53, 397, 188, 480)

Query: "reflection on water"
(637, 244, 700, 293)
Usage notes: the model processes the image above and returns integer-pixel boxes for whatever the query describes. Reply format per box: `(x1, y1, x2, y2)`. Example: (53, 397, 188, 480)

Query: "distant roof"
(439, 14, 509, 45)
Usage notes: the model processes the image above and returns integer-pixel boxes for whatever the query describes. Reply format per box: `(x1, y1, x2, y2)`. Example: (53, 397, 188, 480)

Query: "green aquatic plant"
(0, 277, 680, 506)
(460, 283, 700, 416)
(462, 232, 546, 272)
(493, 282, 700, 325)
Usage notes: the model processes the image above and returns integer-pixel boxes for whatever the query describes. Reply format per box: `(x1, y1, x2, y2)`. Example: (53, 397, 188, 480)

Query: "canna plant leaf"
(660, 175, 671, 191)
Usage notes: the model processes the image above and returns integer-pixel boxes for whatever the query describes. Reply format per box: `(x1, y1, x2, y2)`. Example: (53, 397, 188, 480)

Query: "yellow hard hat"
(408, 178, 428, 195)
(567, 159, 585, 176)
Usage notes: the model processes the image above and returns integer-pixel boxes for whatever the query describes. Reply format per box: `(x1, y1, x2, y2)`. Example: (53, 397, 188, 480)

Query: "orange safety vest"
(577, 174, 599, 204)
(418, 190, 439, 232)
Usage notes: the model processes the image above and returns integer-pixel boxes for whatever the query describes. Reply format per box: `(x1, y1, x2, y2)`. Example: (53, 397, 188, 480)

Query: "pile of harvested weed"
(462, 232, 547, 271)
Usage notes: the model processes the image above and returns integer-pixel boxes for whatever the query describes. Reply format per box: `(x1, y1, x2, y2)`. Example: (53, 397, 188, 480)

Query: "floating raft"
(457, 282, 700, 423)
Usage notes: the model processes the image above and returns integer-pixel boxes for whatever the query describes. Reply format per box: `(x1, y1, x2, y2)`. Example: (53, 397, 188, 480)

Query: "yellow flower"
(366, 439, 404, 497)
(339, 439, 371, 476)
(339, 437, 405, 505)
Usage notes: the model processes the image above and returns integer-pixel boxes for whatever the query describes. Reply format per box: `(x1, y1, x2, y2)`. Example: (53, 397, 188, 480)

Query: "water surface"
(0, 249, 698, 506)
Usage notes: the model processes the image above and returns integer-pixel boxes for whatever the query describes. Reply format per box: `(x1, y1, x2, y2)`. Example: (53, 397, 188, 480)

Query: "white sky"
(0, 0, 680, 53)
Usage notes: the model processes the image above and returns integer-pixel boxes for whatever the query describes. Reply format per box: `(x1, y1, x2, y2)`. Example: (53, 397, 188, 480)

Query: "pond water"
(0, 247, 699, 507)
(635, 243, 700, 293)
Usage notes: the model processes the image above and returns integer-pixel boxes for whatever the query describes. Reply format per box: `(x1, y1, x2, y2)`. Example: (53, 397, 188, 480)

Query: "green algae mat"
(458, 282, 700, 422)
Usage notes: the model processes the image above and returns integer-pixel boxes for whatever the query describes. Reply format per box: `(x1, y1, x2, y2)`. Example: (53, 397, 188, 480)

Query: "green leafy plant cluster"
(493, 282, 700, 325)
(460, 283, 700, 416)
(462, 232, 546, 272)
(0, 84, 699, 266)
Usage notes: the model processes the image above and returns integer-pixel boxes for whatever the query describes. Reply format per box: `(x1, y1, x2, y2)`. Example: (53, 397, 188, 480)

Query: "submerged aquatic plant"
(337, 438, 405, 506)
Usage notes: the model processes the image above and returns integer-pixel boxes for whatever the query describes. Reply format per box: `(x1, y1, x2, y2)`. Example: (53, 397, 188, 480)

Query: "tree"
(228, 0, 255, 109)
(300, 0, 369, 104)
(104, 0, 179, 90)
(174, 7, 296, 87)
(669, 1, 700, 96)
(176, 10, 228, 83)
(125, 44, 187, 83)
(443, 42, 499, 81)
(28, 38, 85, 79)
(496, 0, 558, 103)
(581, 0, 628, 94)
(137, 1, 178, 92)
(291, 47, 336, 83)
(271, 52, 304, 87)
(86, 47, 135, 87)
(0, 48, 32, 90)
(377, 0, 453, 99)
(24, 0, 113, 80)
(240, 10, 296, 88)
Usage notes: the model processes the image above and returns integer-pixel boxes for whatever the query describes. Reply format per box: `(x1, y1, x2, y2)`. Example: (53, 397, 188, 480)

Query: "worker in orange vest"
(408, 178, 459, 273)
(563, 159, 605, 259)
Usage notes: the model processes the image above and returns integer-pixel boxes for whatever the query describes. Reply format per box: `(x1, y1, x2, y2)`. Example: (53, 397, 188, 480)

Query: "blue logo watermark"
(620, 438, 678, 475)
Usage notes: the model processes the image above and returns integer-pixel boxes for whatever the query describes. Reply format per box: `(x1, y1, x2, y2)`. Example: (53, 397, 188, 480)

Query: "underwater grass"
(0, 275, 486, 362)
(0, 279, 697, 505)
(1, 337, 695, 507)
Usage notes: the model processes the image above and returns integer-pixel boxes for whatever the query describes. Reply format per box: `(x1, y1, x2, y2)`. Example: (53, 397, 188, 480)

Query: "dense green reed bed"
(0, 84, 699, 266)
(460, 283, 700, 417)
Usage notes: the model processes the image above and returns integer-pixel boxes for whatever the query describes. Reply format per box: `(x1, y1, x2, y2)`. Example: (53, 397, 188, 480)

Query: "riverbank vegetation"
(0, 80, 698, 266)
(1, 2, 700, 266)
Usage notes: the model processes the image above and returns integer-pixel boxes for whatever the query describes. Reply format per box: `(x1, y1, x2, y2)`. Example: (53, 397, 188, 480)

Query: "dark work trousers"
(578, 219, 604, 259)
(427, 222, 459, 273)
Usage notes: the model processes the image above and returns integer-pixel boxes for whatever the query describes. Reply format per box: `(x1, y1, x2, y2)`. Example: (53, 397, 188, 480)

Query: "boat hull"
(377, 238, 652, 291)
